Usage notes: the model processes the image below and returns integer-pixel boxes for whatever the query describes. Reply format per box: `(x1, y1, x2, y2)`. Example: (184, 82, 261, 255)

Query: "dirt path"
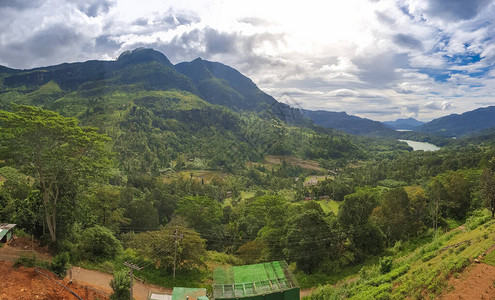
(300, 288, 313, 298)
(69, 266, 172, 300)
(0, 243, 172, 300)
(440, 263, 495, 299)
(0, 244, 51, 262)
(0, 260, 108, 300)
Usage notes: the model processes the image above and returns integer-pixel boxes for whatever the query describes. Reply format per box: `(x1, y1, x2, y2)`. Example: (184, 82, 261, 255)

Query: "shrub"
(13, 254, 37, 268)
(110, 269, 131, 300)
(50, 252, 70, 277)
(379, 257, 393, 274)
(465, 209, 491, 230)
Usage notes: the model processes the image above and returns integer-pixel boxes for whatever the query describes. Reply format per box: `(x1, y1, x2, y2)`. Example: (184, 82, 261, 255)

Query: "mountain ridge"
(383, 118, 425, 130)
(417, 106, 495, 137)
(302, 109, 397, 137)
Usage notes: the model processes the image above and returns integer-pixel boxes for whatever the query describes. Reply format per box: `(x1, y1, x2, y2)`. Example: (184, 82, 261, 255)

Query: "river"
(398, 139, 440, 151)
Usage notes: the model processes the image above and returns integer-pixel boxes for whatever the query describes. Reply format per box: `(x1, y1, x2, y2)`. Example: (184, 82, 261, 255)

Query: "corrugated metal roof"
(0, 224, 16, 230)
(149, 293, 172, 300)
(172, 287, 208, 300)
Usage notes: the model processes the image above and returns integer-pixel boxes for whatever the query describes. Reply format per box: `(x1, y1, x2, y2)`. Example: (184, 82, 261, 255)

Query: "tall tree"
(284, 206, 332, 273)
(481, 168, 495, 218)
(338, 189, 384, 255)
(0, 105, 112, 242)
(372, 188, 412, 243)
(426, 179, 447, 232)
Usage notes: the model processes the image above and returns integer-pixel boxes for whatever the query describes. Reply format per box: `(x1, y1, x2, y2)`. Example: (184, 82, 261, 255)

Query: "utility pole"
(124, 261, 143, 300)
(173, 227, 183, 281)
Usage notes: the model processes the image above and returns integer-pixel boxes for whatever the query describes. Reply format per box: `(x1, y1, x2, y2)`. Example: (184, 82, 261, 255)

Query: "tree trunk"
(45, 209, 56, 242)
(42, 189, 56, 242)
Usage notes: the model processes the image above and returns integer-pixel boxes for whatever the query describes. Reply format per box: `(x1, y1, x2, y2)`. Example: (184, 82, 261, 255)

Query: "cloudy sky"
(1, 0, 495, 121)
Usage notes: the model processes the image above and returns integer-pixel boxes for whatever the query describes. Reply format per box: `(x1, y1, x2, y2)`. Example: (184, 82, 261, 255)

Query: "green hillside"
(2, 48, 495, 298)
(310, 210, 495, 299)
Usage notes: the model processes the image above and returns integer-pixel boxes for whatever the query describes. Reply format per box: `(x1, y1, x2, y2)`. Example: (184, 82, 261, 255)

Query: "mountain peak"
(383, 118, 425, 130)
(117, 48, 173, 68)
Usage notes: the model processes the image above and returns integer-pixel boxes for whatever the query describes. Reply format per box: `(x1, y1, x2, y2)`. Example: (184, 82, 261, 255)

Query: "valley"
(1, 48, 495, 299)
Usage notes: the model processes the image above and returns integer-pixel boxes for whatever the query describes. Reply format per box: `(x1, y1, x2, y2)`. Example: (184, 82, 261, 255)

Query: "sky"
(1, 0, 495, 121)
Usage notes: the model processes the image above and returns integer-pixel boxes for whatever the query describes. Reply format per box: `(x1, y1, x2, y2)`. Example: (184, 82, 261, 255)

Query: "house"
(0, 224, 16, 243)
(213, 261, 299, 300)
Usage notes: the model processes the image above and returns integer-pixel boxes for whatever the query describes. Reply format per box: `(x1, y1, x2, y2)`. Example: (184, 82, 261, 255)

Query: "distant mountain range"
(415, 106, 495, 137)
(305, 107, 495, 139)
(383, 118, 425, 130)
(2, 47, 494, 141)
(302, 110, 396, 137)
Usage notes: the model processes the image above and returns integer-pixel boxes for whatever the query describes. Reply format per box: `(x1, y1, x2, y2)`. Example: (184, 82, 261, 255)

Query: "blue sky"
(1, 0, 495, 121)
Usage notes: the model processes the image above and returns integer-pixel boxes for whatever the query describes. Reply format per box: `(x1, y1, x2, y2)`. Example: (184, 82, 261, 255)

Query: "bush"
(465, 209, 491, 230)
(379, 257, 393, 274)
(110, 269, 131, 300)
(80, 225, 123, 260)
(13, 254, 37, 268)
(50, 252, 70, 277)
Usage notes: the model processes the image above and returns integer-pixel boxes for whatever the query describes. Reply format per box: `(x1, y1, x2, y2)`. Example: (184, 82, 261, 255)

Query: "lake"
(398, 139, 440, 151)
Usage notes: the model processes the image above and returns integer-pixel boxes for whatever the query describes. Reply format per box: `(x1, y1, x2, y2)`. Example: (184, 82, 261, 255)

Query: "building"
(149, 287, 208, 300)
(213, 261, 299, 300)
(0, 224, 16, 243)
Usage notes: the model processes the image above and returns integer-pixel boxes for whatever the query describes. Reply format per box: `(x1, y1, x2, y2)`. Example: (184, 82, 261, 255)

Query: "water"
(398, 139, 440, 151)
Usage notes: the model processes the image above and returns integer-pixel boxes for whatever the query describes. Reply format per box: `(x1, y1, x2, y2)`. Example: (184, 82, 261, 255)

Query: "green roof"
(172, 287, 208, 300)
(0, 229, 8, 240)
(213, 261, 298, 299)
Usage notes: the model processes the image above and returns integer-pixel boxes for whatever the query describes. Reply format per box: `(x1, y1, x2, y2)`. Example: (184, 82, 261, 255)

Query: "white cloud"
(0, 0, 495, 121)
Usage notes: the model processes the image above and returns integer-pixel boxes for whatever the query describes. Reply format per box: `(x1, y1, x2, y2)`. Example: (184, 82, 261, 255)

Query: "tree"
(91, 186, 129, 232)
(372, 188, 412, 243)
(426, 179, 448, 232)
(0, 105, 112, 242)
(127, 224, 206, 272)
(80, 225, 123, 260)
(442, 171, 471, 220)
(338, 189, 384, 255)
(284, 208, 332, 273)
(481, 168, 495, 218)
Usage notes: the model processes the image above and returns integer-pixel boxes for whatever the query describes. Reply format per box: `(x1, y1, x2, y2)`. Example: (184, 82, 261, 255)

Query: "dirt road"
(0, 243, 171, 300)
(69, 266, 172, 300)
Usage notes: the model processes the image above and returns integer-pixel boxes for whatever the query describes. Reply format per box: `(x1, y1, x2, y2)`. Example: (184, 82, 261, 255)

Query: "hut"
(0, 224, 16, 243)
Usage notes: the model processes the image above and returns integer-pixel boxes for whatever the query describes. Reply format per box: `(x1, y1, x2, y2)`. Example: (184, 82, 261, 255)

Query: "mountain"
(175, 58, 309, 125)
(302, 109, 397, 136)
(0, 48, 363, 174)
(418, 106, 495, 137)
(383, 118, 425, 130)
(2, 48, 198, 93)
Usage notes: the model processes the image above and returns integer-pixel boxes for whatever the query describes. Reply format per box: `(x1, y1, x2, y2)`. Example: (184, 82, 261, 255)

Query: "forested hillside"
(417, 106, 495, 137)
(1, 48, 495, 299)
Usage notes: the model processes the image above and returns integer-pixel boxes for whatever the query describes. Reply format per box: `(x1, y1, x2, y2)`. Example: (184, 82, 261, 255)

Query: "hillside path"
(69, 266, 172, 300)
(0, 243, 172, 300)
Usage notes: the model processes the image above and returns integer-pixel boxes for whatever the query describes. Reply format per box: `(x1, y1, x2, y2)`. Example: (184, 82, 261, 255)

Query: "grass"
(160, 169, 229, 184)
(317, 200, 340, 215)
(295, 256, 380, 289)
(483, 249, 495, 266)
(309, 209, 495, 299)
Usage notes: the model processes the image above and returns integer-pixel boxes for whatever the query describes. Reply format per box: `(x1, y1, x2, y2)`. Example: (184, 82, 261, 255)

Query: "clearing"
(249, 155, 326, 172)
(0, 260, 109, 300)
